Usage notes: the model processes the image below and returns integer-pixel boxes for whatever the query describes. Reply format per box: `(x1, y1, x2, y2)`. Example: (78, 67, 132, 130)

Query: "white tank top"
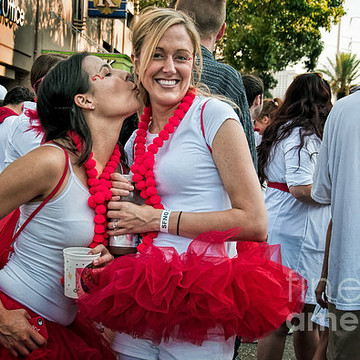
(0, 144, 94, 325)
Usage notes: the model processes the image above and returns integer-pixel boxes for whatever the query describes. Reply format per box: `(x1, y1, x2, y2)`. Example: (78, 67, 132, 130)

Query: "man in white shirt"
(0, 87, 35, 172)
(312, 89, 360, 359)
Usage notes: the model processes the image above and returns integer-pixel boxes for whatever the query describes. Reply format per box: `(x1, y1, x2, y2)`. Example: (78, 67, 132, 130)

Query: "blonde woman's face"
(140, 24, 194, 109)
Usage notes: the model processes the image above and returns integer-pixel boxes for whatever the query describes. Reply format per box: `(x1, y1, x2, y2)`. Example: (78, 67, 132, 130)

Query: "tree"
(138, 0, 173, 10)
(318, 52, 360, 98)
(223, 0, 344, 91)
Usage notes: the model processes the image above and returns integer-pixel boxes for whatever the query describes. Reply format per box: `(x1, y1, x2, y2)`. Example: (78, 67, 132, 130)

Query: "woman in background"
(257, 73, 332, 360)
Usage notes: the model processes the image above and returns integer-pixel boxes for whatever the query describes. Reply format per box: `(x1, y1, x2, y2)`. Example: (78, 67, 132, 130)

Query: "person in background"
(256, 73, 332, 360)
(311, 220, 332, 360)
(4, 54, 66, 169)
(175, 0, 257, 168)
(0, 85, 7, 107)
(254, 98, 282, 136)
(0, 87, 35, 117)
(0, 87, 35, 172)
(78, 8, 306, 360)
(242, 74, 264, 123)
(312, 89, 360, 360)
(253, 98, 282, 146)
(0, 52, 140, 359)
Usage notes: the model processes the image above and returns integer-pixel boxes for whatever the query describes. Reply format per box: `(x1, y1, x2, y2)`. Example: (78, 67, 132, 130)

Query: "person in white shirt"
(312, 89, 360, 360)
(0, 87, 35, 172)
(257, 73, 332, 360)
(4, 54, 65, 170)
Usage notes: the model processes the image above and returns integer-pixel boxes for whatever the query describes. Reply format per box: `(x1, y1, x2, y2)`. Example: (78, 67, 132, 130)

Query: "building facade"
(0, 0, 135, 89)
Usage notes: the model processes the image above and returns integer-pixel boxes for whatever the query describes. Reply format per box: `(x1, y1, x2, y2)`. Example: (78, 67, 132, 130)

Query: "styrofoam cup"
(63, 247, 100, 299)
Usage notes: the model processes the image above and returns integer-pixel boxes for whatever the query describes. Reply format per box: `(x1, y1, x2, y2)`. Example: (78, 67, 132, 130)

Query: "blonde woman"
(79, 8, 305, 360)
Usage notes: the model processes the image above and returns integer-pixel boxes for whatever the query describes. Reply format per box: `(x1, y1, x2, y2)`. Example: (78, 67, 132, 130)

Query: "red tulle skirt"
(0, 293, 116, 360)
(78, 229, 307, 345)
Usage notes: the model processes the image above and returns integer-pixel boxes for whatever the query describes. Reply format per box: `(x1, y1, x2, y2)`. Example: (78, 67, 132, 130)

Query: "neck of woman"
(89, 116, 124, 168)
(149, 102, 180, 134)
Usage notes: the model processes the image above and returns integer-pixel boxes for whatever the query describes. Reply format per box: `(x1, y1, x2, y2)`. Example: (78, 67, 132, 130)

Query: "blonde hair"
(131, 7, 202, 107)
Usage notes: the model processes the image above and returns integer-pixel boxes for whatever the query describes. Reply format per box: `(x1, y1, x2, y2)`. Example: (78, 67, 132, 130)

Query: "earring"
(90, 105, 95, 110)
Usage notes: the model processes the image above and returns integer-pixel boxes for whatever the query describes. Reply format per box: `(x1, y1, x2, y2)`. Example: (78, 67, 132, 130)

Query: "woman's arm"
(0, 145, 67, 219)
(289, 184, 320, 204)
(315, 219, 332, 308)
(108, 119, 267, 242)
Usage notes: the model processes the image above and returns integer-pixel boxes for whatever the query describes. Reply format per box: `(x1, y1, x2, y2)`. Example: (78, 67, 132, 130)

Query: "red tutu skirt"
(0, 292, 116, 360)
(78, 229, 307, 345)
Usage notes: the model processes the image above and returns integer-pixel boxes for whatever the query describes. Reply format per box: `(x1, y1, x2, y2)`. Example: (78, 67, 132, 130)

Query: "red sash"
(0, 107, 18, 124)
(267, 182, 290, 193)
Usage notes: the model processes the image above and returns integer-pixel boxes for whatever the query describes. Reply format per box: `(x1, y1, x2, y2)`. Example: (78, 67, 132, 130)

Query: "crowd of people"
(0, 1, 358, 360)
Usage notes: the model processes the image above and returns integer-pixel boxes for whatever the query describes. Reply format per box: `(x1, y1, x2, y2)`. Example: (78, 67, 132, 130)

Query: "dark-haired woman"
(257, 73, 332, 360)
(0, 52, 140, 359)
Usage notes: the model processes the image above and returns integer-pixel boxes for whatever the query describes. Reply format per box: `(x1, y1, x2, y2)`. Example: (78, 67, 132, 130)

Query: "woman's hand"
(110, 173, 134, 201)
(315, 278, 328, 309)
(89, 245, 114, 267)
(0, 308, 47, 357)
(107, 201, 161, 235)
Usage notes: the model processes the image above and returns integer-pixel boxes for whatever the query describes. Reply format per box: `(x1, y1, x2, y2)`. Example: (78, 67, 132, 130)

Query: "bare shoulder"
(0, 145, 70, 216)
(3, 144, 69, 197)
(22, 144, 68, 178)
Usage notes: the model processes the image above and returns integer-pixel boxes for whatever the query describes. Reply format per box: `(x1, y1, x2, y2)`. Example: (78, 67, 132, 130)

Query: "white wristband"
(160, 210, 171, 233)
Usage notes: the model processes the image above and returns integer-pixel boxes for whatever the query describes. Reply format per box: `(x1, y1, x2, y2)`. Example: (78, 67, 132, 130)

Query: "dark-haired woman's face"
(82, 55, 140, 119)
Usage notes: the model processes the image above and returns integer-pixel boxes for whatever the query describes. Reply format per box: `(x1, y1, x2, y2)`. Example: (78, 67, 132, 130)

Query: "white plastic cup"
(63, 247, 100, 299)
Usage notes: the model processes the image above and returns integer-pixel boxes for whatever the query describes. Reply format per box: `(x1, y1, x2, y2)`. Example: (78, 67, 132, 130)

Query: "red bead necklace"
(68, 131, 121, 248)
(130, 89, 196, 253)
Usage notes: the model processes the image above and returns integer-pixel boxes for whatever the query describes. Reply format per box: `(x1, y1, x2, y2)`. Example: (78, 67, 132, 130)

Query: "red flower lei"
(130, 89, 196, 253)
(68, 132, 121, 248)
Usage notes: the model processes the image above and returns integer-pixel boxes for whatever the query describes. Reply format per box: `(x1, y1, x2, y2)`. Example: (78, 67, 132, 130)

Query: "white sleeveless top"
(0, 144, 94, 325)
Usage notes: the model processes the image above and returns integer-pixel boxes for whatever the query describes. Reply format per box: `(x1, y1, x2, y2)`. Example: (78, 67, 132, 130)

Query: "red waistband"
(267, 182, 290, 193)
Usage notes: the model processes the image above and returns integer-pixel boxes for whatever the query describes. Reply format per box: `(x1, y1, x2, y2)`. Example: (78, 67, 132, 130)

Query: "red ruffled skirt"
(0, 292, 116, 360)
(78, 229, 307, 345)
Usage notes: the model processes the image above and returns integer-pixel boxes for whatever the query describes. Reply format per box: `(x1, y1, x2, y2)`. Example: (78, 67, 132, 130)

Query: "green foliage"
(318, 52, 360, 97)
(138, 0, 173, 9)
(222, 0, 344, 91)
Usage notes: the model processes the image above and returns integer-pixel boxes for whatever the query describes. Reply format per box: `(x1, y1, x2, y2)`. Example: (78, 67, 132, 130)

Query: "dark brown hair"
(257, 73, 332, 185)
(30, 54, 67, 93)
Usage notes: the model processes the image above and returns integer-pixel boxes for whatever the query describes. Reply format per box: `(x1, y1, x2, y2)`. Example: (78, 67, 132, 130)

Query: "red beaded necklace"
(130, 89, 195, 253)
(68, 131, 121, 248)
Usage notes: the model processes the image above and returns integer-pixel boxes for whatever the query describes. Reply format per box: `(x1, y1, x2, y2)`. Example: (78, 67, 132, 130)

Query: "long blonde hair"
(131, 7, 202, 108)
